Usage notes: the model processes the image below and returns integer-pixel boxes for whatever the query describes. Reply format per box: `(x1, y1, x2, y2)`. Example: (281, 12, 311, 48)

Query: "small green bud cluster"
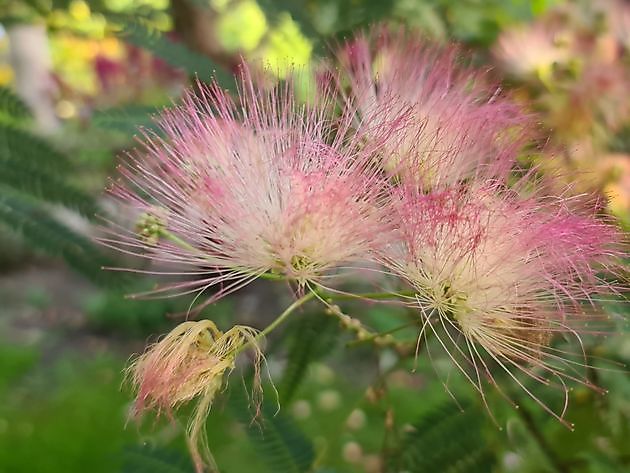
(325, 304, 406, 352)
(135, 210, 166, 245)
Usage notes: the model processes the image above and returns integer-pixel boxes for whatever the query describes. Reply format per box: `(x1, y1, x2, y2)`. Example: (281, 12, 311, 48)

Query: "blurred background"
(0, 0, 629, 472)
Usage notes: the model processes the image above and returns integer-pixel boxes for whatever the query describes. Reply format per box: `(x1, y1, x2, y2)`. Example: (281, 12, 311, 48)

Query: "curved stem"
(346, 321, 417, 347)
(235, 291, 317, 355)
(160, 228, 198, 253)
(322, 290, 416, 301)
(258, 291, 317, 340)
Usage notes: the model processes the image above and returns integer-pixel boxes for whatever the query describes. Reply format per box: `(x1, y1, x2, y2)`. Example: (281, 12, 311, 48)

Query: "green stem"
(160, 228, 200, 253)
(516, 402, 569, 473)
(235, 291, 317, 355)
(323, 290, 416, 301)
(258, 292, 317, 340)
(258, 272, 286, 281)
(346, 322, 417, 347)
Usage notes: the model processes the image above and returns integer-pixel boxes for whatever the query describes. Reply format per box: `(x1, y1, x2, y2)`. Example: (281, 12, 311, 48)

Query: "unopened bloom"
(128, 320, 263, 473)
(333, 26, 525, 187)
(101, 68, 389, 304)
(380, 181, 621, 422)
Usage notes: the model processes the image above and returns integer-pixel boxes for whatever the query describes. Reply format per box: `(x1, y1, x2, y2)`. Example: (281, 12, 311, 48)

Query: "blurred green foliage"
(0, 349, 133, 473)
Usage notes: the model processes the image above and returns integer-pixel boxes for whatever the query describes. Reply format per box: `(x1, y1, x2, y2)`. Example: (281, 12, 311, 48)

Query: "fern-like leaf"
(0, 157, 98, 218)
(279, 312, 339, 404)
(121, 444, 194, 473)
(0, 86, 31, 121)
(0, 188, 125, 287)
(0, 123, 72, 172)
(390, 400, 495, 473)
(91, 104, 162, 135)
(0, 122, 98, 217)
(230, 388, 315, 473)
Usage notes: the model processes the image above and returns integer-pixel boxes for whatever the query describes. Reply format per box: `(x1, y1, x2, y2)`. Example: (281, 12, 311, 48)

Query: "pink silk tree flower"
(99, 69, 391, 306)
(331, 26, 527, 188)
(379, 180, 622, 424)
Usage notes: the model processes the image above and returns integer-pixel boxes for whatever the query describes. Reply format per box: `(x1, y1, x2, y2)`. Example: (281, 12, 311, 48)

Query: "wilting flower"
(127, 320, 263, 473)
(100, 68, 390, 305)
(379, 180, 621, 423)
(333, 26, 525, 187)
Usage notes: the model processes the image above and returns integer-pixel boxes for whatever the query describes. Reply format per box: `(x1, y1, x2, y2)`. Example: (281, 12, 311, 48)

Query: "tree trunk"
(8, 23, 59, 133)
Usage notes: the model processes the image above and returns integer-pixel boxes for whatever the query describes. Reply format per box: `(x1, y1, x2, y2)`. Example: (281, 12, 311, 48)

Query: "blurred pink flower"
(379, 179, 622, 423)
(334, 26, 526, 188)
(601, 0, 630, 51)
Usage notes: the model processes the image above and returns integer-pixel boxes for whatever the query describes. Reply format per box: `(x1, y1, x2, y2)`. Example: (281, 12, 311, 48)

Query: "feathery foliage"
(389, 400, 496, 473)
(0, 86, 31, 122)
(0, 123, 72, 171)
(0, 144, 98, 218)
(91, 104, 163, 135)
(0, 87, 127, 285)
(279, 312, 339, 403)
(0, 189, 123, 286)
(121, 445, 194, 473)
(230, 388, 315, 473)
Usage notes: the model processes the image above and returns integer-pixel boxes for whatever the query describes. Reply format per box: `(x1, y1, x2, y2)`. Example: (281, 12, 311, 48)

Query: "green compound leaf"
(91, 104, 163, 135)
(0, 123, 72, 172)
(0, 158, 98, 218)
(230, 388, 315, 473)
(0, 188, 126, 287)
(391, 400, 496, 473)
(121, 444, 194, 473)
(0, 86, 31, 121)
(279, 311, 339, 404)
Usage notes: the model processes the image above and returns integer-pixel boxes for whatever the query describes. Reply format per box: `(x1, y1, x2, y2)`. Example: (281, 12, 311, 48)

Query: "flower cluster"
(103, 25, 624, 471)
(493, 0, 630, 221)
